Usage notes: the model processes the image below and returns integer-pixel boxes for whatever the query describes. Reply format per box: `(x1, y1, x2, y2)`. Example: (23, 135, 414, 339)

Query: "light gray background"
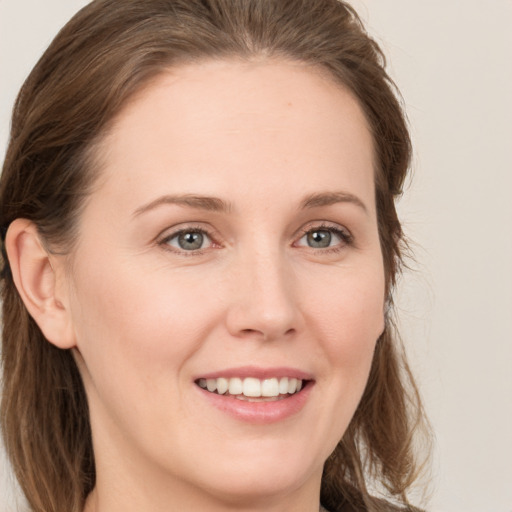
(1, 1, 511, 511)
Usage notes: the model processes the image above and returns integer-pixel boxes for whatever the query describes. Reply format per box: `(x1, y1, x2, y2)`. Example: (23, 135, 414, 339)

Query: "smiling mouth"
(196, 376, 308, 402)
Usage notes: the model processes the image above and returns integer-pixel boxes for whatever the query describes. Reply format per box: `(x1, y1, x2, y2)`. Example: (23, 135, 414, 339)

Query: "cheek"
(309, 267, 385, 349)
(68, 261, 228, 454)
(289, 263, 385, 461)
(301, 261, 385, 414)
(68, 259, 222, 396)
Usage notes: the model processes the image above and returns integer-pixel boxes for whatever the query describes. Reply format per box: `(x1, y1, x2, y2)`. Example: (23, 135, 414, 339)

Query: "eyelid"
(293, 221, 354, 249)
(155, 220, 353, 255)
(157, 223, 221, 254)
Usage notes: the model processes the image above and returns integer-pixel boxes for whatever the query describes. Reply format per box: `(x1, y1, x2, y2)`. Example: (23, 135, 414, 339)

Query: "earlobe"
(5, 219, 76, 349)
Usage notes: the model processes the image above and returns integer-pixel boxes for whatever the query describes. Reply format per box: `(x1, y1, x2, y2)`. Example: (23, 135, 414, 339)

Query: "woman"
(0, 1, 429, 511)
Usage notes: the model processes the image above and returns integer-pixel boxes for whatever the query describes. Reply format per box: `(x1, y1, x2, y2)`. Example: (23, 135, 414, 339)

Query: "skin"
(8, 59, 385, 512)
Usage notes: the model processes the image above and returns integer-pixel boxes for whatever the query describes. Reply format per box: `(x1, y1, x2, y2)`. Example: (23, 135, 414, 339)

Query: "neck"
(84, 487, 325, 512)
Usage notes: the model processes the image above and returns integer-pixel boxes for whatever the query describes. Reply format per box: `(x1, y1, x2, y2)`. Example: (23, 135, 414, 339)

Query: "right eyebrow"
(132, 194, 232, 218)
(299, 191, 368, 214)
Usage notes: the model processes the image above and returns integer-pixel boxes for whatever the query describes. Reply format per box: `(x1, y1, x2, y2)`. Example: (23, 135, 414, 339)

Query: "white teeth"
(228, 377, 243, 395)
(198, 376, 305, 398)
(261, 378, 279, 397)
(216, 377, 229, 395)
(288, 378, 298, 394)
(243, 378, 261, 397)
(278, 377, 289, 394)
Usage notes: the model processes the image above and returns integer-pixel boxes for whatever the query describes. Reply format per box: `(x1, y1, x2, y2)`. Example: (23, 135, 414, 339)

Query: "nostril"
(238, 327, 296, 341)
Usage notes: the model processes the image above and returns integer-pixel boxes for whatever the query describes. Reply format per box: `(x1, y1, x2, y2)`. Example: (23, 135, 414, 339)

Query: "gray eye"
(177, 231, 205, 250)
(306, 230, 332, 248)
(164, 230, 210, 251)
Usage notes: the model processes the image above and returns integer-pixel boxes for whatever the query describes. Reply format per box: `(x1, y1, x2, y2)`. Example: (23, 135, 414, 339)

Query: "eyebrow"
(299, 191, 368, 213)
(132, 194, 232, 217)
(132, 190, 367, 218)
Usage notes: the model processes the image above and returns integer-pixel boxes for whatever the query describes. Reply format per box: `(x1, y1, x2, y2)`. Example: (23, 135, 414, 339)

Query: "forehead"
(92, 58, 375, 214)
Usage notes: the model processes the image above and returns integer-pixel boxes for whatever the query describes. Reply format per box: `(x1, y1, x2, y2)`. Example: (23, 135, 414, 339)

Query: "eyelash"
(158, 226, 218, 256)
(158, 222, 353, 255)
(295, 223, 354, 253)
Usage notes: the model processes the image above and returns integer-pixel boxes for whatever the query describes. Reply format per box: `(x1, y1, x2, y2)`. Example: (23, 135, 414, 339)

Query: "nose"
(225, 248, 301, 342)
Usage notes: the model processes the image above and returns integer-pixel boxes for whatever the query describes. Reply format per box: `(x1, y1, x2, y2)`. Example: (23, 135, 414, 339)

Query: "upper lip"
(195, 366, 314, 381)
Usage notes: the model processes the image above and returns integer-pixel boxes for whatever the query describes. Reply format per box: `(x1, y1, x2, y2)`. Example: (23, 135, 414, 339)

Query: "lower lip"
(196, 382, 314, 424)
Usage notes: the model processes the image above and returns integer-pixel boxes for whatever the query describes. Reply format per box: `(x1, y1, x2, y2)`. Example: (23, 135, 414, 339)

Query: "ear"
(5, 219, 76, 349)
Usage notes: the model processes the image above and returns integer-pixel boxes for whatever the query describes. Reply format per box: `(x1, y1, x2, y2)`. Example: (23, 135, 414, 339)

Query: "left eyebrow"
(132, 194, 232, 218)
(299, 191, 368, 214)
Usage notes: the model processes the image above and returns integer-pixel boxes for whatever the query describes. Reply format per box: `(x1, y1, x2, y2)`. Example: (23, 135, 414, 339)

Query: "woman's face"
(65, 60, 385, 507)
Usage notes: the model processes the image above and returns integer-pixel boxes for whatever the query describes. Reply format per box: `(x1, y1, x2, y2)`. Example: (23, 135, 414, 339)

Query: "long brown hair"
(0, 1, 429, 511)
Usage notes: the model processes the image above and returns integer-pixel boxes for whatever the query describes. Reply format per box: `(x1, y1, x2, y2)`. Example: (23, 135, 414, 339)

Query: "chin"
(192, 462, 316, 506)
(170, 435, 325, 505)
